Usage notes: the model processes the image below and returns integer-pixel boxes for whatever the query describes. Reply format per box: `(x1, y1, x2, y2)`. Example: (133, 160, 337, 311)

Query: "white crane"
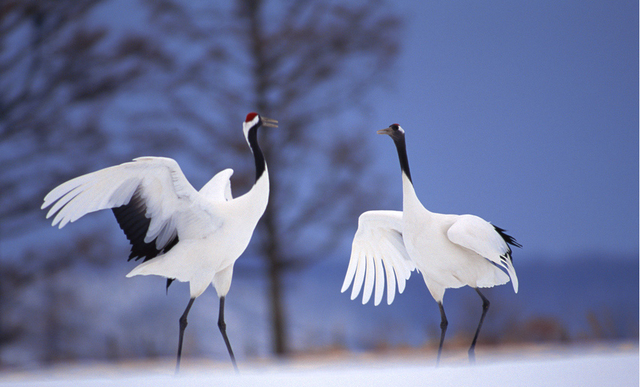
(342, 124, 520, 365)
(42, 112, 277, 372)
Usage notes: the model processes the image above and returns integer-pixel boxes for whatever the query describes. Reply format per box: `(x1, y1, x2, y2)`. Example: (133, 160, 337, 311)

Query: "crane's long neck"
(247, 124, 267, 183)
(392, 136, 424, 213)
(242, 124, 269, 217)
(393, 136, 412, 184)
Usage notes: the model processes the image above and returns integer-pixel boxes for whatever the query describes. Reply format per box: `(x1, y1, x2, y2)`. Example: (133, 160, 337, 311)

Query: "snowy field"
(1, 343, 637, 387)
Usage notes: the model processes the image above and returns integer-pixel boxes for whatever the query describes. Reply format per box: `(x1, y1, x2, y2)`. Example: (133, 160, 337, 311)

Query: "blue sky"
(364, 1, 638, 260)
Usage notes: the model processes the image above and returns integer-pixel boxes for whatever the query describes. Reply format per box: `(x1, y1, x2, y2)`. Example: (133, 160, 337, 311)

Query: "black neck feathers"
(393, 135, 412, 184)
(247, 124, 266, 182)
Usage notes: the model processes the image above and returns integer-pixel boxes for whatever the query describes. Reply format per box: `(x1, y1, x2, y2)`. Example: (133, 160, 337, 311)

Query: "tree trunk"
(244, 0, 289, 356)
(263, 206, 288, 355)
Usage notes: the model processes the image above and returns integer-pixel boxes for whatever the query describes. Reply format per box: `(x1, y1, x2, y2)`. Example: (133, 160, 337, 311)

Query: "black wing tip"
(494, 225, 522, 249)
(112, 188, 180, 263)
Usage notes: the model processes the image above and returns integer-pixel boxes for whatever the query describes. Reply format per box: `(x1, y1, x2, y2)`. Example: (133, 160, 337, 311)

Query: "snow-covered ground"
(1, 343, 637, 387)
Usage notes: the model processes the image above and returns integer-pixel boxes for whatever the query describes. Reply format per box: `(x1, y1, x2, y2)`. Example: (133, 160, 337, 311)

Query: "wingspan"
(446, 214, 520, 293)
(342, 210, 415, 306)
(42, 157, 200, 261)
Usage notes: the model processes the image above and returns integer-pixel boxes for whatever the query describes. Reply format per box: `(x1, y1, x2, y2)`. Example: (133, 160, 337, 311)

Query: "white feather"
(44, 158, 198, 243)
(200, 168, 234, 202)
(447, 214, 519, 292)
(342, 210, 416, 306)
(447, 215, 508, 263)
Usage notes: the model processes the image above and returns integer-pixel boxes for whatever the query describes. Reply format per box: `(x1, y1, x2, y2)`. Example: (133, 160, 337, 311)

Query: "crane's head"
(243, 112, 278, 143)
(377, 124, 405, 141)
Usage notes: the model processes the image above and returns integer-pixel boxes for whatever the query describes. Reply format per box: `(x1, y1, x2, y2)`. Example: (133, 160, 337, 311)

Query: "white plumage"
(342, 123, 520, 365)
(42, 112, 277, 372)
(343, 210, 415, 306)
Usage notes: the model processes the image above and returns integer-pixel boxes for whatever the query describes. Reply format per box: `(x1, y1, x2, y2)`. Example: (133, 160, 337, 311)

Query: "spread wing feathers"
(112, 188, 179, 261)
(42, 157, 200, 261)
(199, 168, 233, 202)
(342, 210, 416, 306)
(446, 214, 520, 293)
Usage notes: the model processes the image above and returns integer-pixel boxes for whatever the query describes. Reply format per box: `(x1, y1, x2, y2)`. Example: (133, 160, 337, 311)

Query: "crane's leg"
(176, 297, 196, 374)
(436, 302, 448, 367)
(218, 296, 239, 373)
(468, 288, 490, 364)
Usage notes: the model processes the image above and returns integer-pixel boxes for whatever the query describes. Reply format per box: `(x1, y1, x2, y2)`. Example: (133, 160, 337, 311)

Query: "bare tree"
(0, 0, 175, 366)
(140, 0, 401, 355)
(241, 0, 400, 355)
(0, 0, 172, 234)
(0, 0, 400, 364)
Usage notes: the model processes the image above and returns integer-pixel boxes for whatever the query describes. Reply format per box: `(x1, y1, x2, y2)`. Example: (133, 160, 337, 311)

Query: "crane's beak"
(377, 127, 393, 135)
(262, 117, 278, 128)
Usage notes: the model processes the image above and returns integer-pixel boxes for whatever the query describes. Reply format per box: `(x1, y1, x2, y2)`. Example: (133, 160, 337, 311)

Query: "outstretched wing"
(341, 210, 416, 306)
(446, 214, 521, 293)
(42, 157, 200, 261)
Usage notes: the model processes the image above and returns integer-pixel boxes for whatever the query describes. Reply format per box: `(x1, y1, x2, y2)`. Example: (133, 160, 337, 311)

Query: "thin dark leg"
(218, 296, 239, 373)
(176, 297, 196, 374)
(468, 288, 490, 364)
(436, 302, 448, 367)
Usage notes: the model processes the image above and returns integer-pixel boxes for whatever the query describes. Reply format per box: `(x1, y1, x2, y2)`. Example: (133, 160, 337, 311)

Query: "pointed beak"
(377, 127, 393, 135)
(262, 117, 278, 128)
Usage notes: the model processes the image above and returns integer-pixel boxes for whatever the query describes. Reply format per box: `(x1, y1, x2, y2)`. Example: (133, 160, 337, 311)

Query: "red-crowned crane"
(342, 124, 520, 365)
(42, 112, 277, 372)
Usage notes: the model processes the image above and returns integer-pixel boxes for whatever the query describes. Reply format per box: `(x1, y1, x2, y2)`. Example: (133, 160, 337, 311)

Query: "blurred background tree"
(1, 0, 175, 363)
(0, 0, 400, 364)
